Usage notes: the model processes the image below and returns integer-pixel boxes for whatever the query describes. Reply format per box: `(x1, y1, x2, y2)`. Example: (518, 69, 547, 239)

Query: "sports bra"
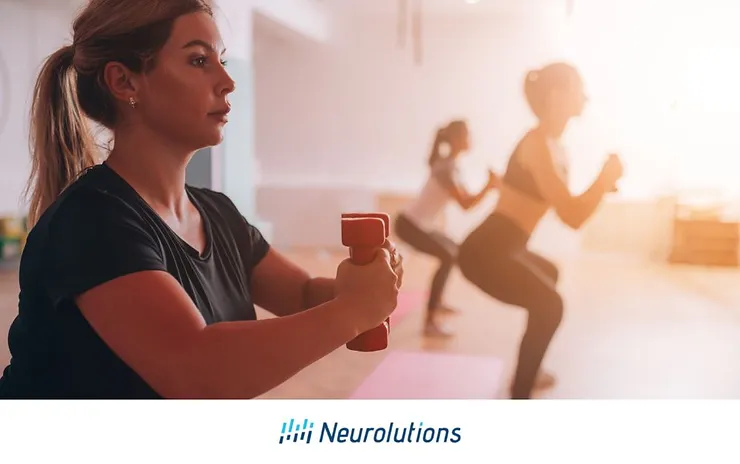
(502, 131, 568, 203)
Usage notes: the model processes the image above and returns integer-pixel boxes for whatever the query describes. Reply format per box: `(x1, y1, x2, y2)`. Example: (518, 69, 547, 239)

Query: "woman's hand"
(600, 154, 623, 191)
(382, 239, 404, 289)
(302, 238, 403, 317)
(335, 248, 399, 333)
(485, 169, 501, 191)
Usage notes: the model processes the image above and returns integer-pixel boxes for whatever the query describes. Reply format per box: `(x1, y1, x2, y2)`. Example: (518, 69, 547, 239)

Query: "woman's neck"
(537, 117, 569, 140)
(106, 129, 195, 217)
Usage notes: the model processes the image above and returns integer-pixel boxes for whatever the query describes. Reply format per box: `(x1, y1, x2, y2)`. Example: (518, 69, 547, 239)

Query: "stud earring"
(129, 97, 137, 109)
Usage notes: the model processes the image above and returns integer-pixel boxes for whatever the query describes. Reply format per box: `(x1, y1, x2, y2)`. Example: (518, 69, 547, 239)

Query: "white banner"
(1, 400, 738, 463)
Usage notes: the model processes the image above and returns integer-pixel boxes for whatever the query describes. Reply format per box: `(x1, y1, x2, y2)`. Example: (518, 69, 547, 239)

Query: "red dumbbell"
(341, 213, 392, 352)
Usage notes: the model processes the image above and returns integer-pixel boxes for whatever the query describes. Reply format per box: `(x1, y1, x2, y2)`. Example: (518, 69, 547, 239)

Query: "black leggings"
(458, 213, 563, 399)
(394, 214, 457, 312)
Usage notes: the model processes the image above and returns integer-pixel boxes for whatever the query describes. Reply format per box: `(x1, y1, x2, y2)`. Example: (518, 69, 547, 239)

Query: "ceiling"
(317, 0, 562, 19)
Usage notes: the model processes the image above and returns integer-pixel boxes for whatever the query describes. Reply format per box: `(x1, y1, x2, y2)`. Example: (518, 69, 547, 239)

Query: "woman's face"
(548, 74, 587, 120)
(130, 12, 236, 150)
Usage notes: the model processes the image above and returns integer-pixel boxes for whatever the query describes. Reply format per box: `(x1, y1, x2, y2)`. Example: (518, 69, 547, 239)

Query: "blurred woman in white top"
(393, 120, 498, 337)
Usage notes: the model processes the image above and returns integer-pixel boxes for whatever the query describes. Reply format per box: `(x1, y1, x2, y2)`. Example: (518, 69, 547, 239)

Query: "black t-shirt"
(0, 163, 270, 398)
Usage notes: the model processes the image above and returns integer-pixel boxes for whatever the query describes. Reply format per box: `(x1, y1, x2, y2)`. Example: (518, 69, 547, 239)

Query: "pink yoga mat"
(350, 350, 505, 399)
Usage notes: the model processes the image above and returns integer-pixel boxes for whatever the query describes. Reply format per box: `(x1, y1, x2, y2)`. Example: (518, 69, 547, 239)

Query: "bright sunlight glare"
(564, 1, 740, 199)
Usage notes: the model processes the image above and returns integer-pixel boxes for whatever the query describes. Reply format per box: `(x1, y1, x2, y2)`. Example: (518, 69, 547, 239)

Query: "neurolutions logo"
(279, 419, 462, 445)
(279, 418, 315, 444)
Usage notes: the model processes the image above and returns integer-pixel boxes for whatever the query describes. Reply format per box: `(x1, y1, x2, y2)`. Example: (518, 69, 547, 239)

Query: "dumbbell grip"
(348, 247, 376, 265)
(342, 214, 391, 353)
(345, 244, 391, 352)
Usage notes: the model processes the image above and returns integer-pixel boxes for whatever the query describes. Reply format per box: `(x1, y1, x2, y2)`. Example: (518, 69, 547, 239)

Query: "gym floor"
(1, 249, 740, 399)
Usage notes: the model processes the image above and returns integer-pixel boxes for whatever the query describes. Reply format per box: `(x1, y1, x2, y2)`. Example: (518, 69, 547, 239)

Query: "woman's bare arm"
(524, 135, 610, 229)
(76, 270, 359, 399)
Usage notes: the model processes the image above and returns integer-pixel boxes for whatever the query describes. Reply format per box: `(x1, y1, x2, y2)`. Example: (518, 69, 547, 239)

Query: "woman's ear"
(102, 61, 139, 105)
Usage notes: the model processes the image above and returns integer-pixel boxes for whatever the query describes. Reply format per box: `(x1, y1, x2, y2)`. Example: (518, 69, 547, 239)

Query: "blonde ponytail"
(25, 45, 97, 227)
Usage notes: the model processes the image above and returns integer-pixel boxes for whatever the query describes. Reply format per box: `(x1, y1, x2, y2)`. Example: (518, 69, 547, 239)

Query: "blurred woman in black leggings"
(458, 63, 624, 399)
(395, 120, 498, 337)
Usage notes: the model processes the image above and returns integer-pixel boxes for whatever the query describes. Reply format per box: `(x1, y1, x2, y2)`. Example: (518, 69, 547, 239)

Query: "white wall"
(254, 13, 570, 190)
(0, 1, 75, 216)
(253, 12, 590, 254)
(253, 7, 714, 194)
(251, 0, 331, 43)
(253, 5, 740, 257)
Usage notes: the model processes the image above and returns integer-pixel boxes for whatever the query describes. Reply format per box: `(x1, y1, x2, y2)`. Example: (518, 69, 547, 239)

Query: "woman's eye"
(191, 56, 228, 68)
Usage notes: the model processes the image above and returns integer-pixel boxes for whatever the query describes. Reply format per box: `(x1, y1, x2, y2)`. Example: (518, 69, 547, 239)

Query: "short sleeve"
(43, 189, 167, 305)
(194, 189, 271, 277)
(241, 216, 270, 273)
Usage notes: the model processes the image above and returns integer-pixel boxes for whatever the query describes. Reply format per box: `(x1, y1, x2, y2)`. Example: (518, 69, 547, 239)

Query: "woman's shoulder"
(39, 166, 146, 229)
(186, 187, 262, 234)
(513, 129, 551, 164)
(186, 186, 242, 222)
(20, 167, 159, 278)
(518, 128, 547, 150)
(22, 166, 161, 268)
(430, 156, 460, 177)
(186, 187, 269, 254)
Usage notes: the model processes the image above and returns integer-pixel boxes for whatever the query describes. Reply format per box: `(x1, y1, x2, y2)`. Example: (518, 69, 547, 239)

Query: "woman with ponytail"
(25, 44, 99, 225)
(427, 127, 446, 167)
(394, 120, 499, 337)
(0, 0, 403, 399)
(457, 62, 624, 399)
